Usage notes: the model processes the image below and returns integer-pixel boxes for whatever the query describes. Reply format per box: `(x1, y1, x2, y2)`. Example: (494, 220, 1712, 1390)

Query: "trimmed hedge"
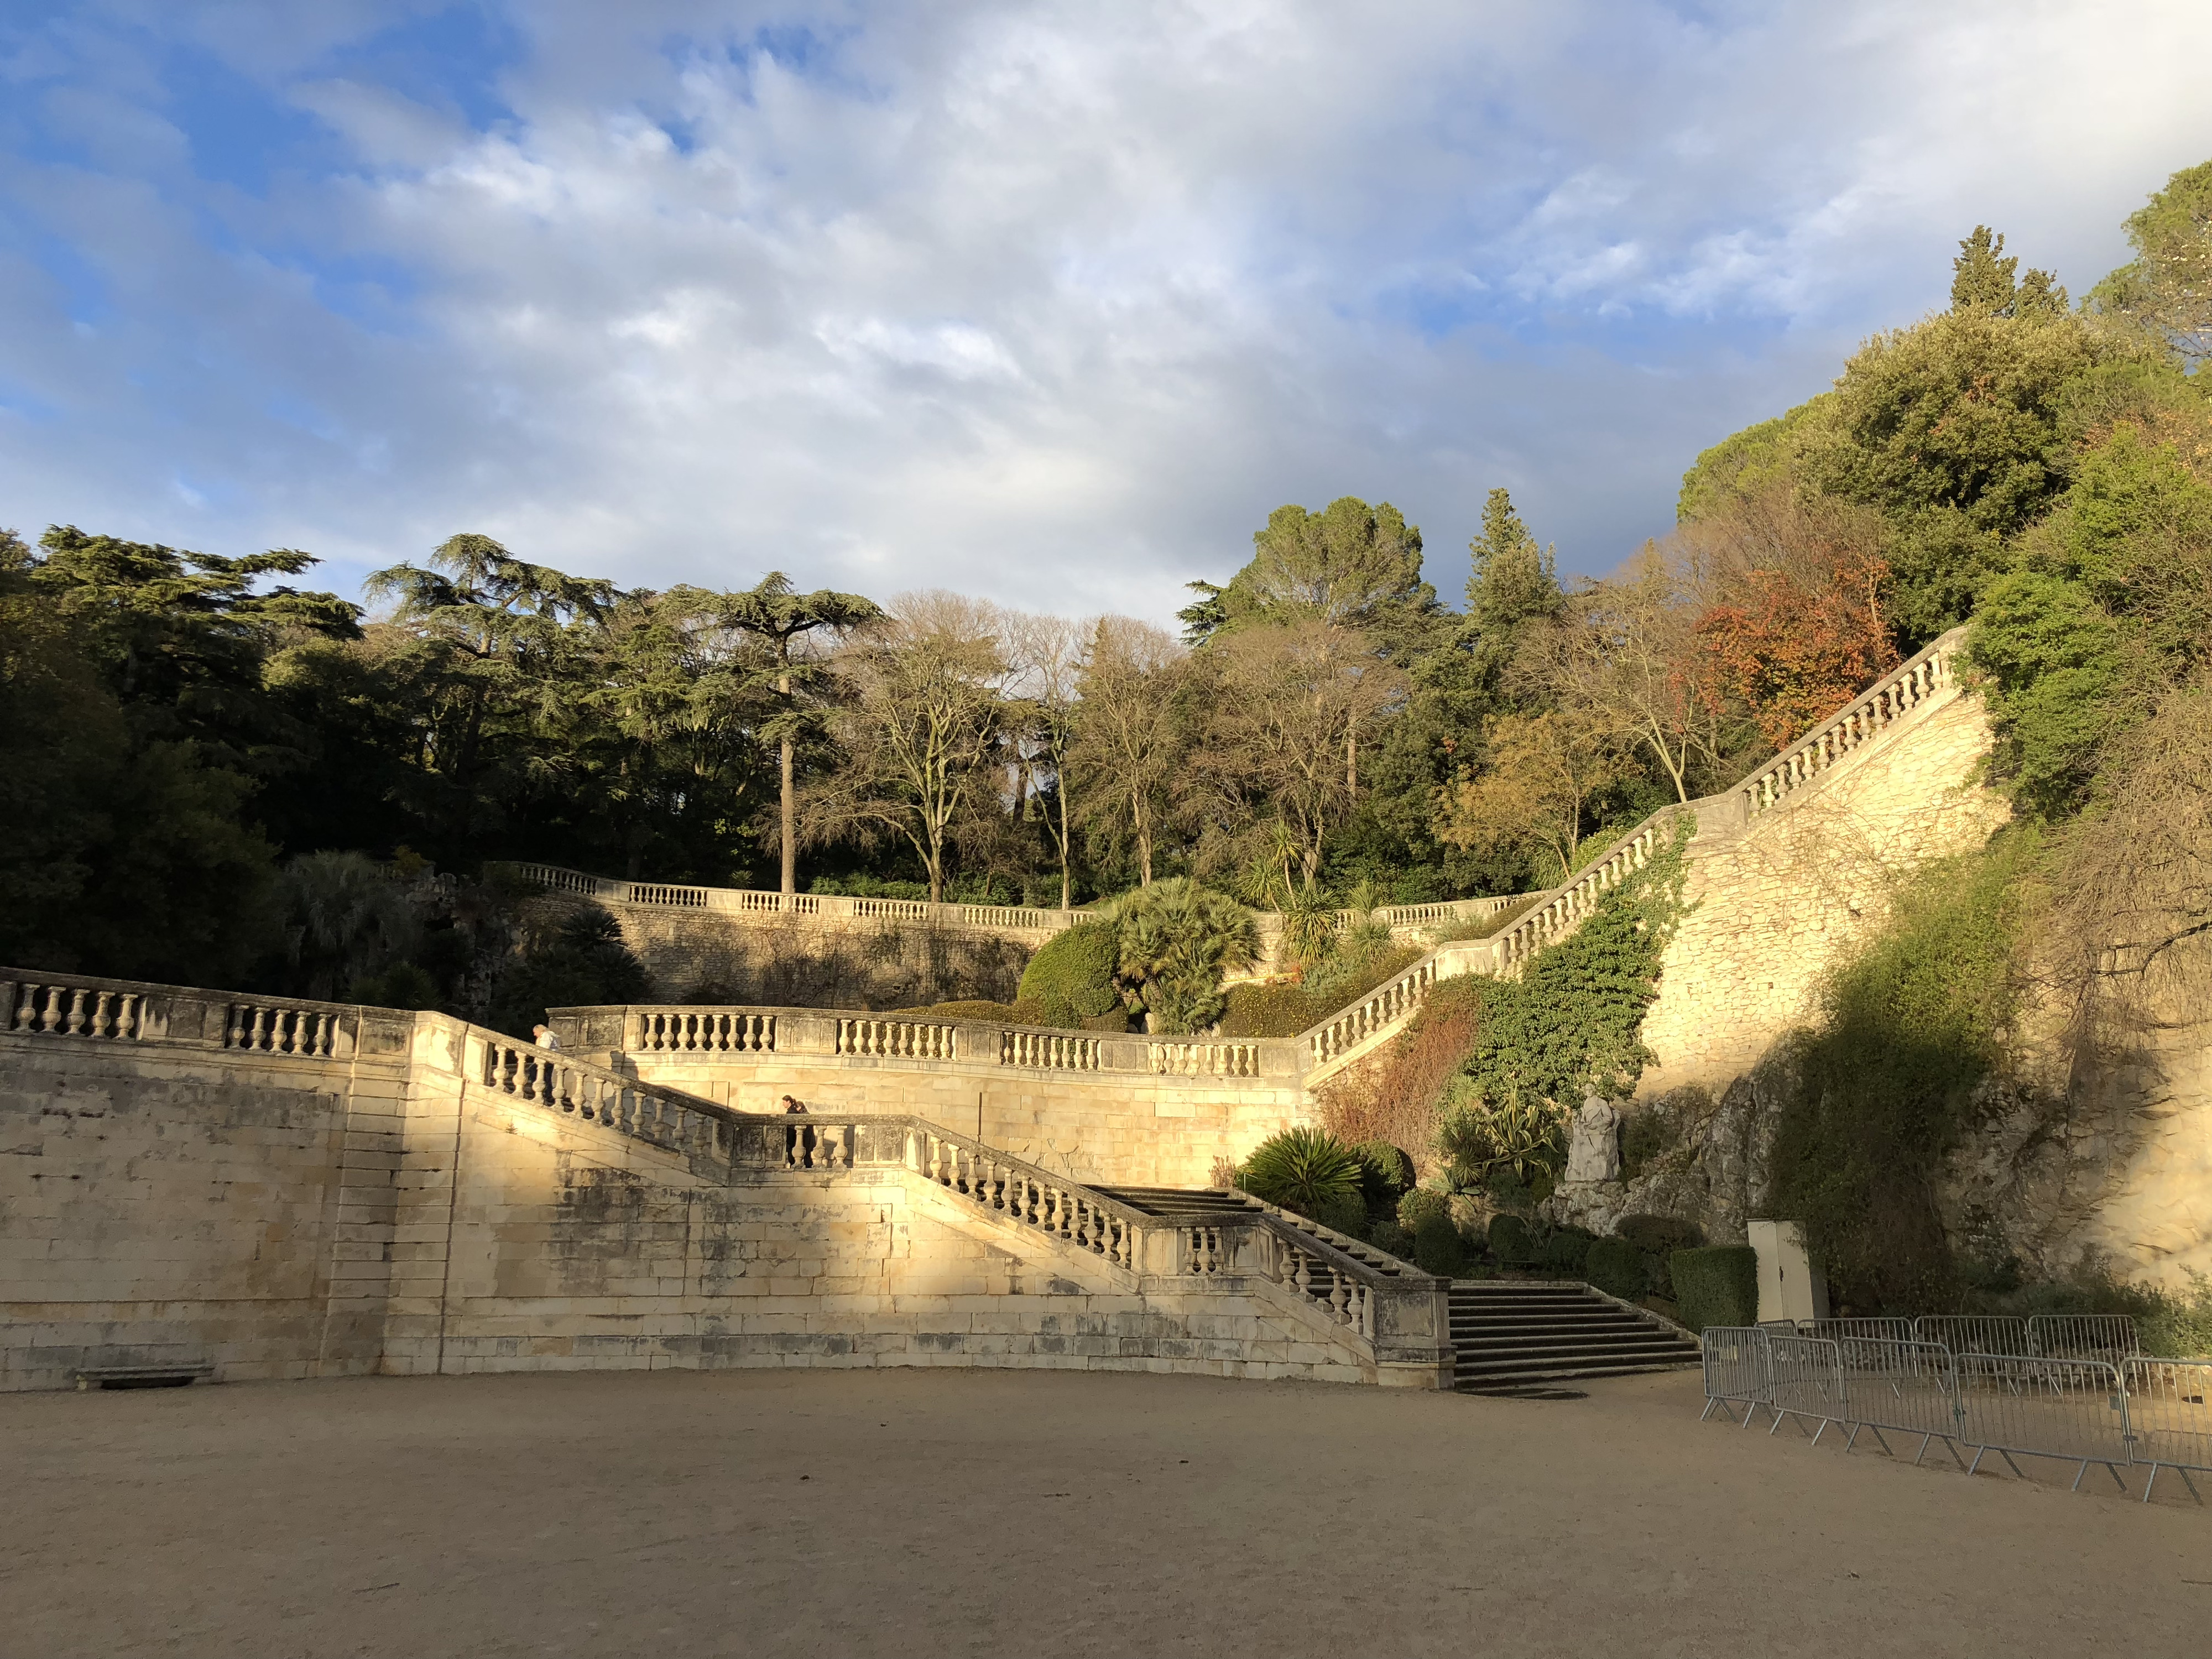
(1218, 981, 1318, 1038)
(1543, 1229, 1593, 1274)
(1413, 1212, 1469, 1278)
(1585, 1237, 1647, 1301)
(1671, 1246, 1760, 1333)
(889, 998, 1046, 1024)
(1016, 920, 1121, 1027)
(1488, 1213, 1540, 1266)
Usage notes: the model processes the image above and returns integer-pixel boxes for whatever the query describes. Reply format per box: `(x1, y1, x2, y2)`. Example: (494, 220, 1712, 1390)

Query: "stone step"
(1456, 1360, 1699, 1394)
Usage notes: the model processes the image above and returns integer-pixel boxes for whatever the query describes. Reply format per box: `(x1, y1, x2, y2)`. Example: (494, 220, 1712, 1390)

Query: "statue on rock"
(1563, 1095, 1621, 1185)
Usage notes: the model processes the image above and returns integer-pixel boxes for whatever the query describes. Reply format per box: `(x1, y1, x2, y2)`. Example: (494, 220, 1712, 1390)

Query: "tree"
(1186, 620, 1405, 886)
(1000, 609, 1087, 908)
(1433, 707, 1626, 882)
(1466, 488, 1563, 638)
(1684, 489, 1897, 752)
(1536, 543, 1736, 804)
(803, 592, 1008, 903)
(1068, 616, 1193, 887)
(686, 573, 883, 893)
(364, 535, 617, 854)
(2091, 158, 2212, 365)
(1208, 497, 1436, 637)
(1100, 877, 1259, 1034)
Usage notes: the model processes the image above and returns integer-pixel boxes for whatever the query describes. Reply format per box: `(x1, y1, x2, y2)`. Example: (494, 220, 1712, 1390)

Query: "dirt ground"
(2, 1366, 2205, 1658)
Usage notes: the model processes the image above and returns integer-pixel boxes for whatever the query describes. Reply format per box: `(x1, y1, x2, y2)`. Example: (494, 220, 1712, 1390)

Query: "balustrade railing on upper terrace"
(494, 862, 1529, 941)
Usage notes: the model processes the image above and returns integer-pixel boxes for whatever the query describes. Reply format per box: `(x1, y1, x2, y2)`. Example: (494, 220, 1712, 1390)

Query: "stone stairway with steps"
(1450, 1280, 1702, 1396)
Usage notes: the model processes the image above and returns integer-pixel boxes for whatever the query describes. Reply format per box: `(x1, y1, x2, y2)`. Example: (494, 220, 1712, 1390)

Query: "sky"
(2, 2, 2209, 623)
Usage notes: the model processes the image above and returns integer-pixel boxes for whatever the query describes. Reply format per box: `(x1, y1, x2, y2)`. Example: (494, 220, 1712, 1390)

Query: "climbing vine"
(1437, 818, 1691, 1180)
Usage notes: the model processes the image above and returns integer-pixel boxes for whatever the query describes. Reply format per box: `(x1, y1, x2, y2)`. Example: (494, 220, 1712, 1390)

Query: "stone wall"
(1636, 683, 2011, 1095)
(2, 971, 1430, 1391)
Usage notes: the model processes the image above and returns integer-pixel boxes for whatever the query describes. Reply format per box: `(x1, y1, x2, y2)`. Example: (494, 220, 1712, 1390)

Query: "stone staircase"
(1448, 1280, 1702, 1397)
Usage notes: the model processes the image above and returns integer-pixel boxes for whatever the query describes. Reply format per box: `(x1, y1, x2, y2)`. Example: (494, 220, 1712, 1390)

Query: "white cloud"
(1, 0, 2209, 621)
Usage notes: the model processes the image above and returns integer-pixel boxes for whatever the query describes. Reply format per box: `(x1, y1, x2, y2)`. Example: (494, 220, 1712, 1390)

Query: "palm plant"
(275, 850, 421, 1002)
(1238, 1126, 1364, 1215)
(1100, 877, 1259, 1034)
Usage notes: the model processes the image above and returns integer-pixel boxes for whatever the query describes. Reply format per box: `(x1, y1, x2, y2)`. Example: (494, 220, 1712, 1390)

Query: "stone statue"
(1563, 1095, 1621, 1185)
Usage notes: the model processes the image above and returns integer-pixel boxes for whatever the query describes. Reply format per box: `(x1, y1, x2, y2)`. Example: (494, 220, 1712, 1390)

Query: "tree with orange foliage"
(1691, 492, 1898, 749)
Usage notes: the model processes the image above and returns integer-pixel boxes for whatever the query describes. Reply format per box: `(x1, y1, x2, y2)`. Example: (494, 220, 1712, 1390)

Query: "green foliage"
(1397, 1187, 1449, 1234)
(1618, 1105, 1684, 1184)
(1768, 837, 2030, 1311)
(1671, 1247, 1760, 1333)
(1369, 1219, 1415, 1261)
(1310, 1190, 1370, 1240)
(1615, 1214, 1703, 1255)
(1352, 1141, 1416, 1206)
(1016, 919, 1122, 1027)
(1102, 879, 1259, 1034)
(2089, 157, 2212, 363)
(1543, 1228, 1593, 1274)
(1412, 1211, 1469, 1278)
(1584, 1237, 1647, 1301)
(1486, 1213, 1540, 1266)
(1218, 982, 1319, 1038)
(888, 998, 1047, 1024)
(1238, 1127, 1364, 1218)
(1438, 826, 1686, 1181)
(485, 902, 654, 1040)
(349, 961, 441, 1011)
(1199, 497, 1438, 641)
(1970, 421, 2212, 817)
(274, 851, 420, 1003)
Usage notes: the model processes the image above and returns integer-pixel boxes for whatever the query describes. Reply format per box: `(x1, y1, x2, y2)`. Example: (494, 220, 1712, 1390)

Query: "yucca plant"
(1437, 1082, 1569, 1187)
(1237, 1126, 1364, 1217)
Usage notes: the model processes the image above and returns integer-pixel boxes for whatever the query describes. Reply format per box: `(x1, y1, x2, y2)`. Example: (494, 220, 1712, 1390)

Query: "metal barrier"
(2124, 1358, 2212, 1504)
(1766, 1336, 1849, 1442)
(1832, 1338, 1966, 1467)
(1804, 1317, 1913, 1344)
(1698, 1327, 1773, 1425)
(2027, 1314, 2138, 1364)
(1913, 1315, 2030, 1356)
(1954, 1354, 2132, 1493)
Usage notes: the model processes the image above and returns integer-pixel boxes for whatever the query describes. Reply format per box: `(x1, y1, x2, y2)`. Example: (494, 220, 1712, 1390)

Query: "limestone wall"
(1636, 683, 2011, 1095)
(2, 969, 1430, 1390)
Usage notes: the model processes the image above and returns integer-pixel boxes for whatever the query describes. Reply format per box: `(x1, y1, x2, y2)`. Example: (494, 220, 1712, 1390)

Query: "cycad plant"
(275, 850, 421, 1002)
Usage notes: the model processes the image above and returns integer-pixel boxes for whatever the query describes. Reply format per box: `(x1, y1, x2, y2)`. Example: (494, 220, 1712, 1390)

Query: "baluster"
(1329, 1275, 1350, 1324)
(1292, 1251, 1312, 1300)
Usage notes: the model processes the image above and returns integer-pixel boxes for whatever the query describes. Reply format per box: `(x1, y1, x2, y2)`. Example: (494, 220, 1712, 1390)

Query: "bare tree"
(1185, 620, 1404, 886)
(801, 592, 1009, 904)
(1000, 609, 1088, 909)
(1536, 542, 1734, 804)
(1067, 617, 1192, 887)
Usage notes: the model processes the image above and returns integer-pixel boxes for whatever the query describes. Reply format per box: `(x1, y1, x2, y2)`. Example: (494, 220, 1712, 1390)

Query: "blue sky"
(3, 1, 2209, 621)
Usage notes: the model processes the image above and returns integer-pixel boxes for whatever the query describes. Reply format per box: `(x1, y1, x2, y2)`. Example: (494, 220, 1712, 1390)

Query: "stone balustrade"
(498, 859, 1531, 940)
(1738, 631, 1955, 818)
(4, 969, 397, 1061)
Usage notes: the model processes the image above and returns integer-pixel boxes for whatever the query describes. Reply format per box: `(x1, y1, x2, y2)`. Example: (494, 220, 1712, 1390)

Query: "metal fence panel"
(1833, 1338, 1963, 1460)
(1699, 1326, 1771, 1424)
(1955, 1353, 2132, 1490)
(1914, 1315, 2030, 1356)
(2027, 1314, 2138, 1364)
(1767, 1336, 1847, 1438)
(1805, 1317, 1913, 1344)
(2124, 1358, 2212, 1503)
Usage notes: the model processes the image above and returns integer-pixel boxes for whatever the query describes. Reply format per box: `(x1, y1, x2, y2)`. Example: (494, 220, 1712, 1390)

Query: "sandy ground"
(1, 1366, 2206, 1658)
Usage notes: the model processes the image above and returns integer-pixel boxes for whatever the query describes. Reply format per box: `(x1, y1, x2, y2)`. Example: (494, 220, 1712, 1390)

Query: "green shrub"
(1413, 1212, 1469, 1278)
(1239, 1127, 1363, 1217)
(1543, 1229, 1593, 1274)
(1218, 982, 1317, 1038)
(1353, 1141, 1415, 1205)
(1615, 1214, 1703, 1255)
(1585, 1237, 1647, 1301)
(1487, 1213, 1540, 1266)
(1369, 1219, 1415, 1261)
(1079, 1008, 1130, 1032)
(1102, 878, 1260, 1034)
(348, 961, 440, 1011)
(1768, 837, 2030, 1310)
(889, 998, 1046, 1023)
(1016, 920, 1121, 1027)
(1670, 1246, 1760, 1332)
(1310, 1190, 1369, 1240)
(1397, 1188, 1449, 1233)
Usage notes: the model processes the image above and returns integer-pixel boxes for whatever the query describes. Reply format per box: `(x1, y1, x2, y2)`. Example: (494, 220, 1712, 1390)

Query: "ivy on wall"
(1437, 818, 1691, 1178)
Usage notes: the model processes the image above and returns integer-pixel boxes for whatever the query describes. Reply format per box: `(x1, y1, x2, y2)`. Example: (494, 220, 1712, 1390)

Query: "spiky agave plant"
(1237, 1126, 1364, 1215)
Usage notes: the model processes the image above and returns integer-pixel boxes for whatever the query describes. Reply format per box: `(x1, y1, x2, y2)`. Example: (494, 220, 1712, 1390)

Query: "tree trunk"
(778, 666, 796, 894)
(1058, 788, 1072, 910)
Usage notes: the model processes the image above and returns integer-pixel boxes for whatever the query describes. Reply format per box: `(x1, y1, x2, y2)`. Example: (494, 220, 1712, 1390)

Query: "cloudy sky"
(3, 2, 2209, 621)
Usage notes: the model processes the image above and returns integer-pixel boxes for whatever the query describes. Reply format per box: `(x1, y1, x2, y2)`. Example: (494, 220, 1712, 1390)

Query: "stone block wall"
(1636, 685, 2010, 1095)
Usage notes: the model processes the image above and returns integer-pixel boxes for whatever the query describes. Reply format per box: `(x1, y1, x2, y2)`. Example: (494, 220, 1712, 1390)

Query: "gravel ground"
(2, 1365, 2206, 1658)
